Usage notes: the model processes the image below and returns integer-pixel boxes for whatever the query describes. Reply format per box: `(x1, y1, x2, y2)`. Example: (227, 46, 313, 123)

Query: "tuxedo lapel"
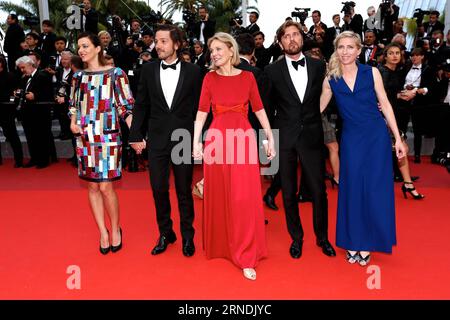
(170, 61, 185, 110)
(154, 62, 170, 110)
(280, 57, 302, 105)
(303, 56, 314, 102)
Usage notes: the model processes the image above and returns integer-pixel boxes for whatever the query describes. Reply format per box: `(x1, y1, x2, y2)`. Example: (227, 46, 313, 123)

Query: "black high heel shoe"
(346, 250, 359, 264)
(357, 252, 371, 266)
(401, 182, 425, 200)
(111, 228, 122, 253)
(99, 230, 111, 255)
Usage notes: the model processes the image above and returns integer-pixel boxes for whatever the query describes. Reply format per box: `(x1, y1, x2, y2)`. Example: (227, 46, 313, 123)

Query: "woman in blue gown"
(320, 31, 407, 266)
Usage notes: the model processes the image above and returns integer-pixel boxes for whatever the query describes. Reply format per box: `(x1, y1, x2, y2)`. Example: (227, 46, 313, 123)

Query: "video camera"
(142, 9, 163, 25)
(229, 15, 243, 27)
(182, 9, 196, 27)
(291, 8, 310, 25)
(23, 15, 40, 27)
(413, 8, 431, 26)
(341, 1, 355, 15)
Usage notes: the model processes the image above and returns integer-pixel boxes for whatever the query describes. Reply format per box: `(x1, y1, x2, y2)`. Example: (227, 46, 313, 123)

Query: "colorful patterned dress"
(69, 67, 134, 182)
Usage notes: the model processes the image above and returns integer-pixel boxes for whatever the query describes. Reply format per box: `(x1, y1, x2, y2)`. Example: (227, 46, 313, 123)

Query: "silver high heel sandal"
(243, 268, 256, 280)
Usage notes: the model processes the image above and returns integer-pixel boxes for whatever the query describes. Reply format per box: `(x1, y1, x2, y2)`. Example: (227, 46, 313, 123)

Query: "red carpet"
(0, 157, 449, 299)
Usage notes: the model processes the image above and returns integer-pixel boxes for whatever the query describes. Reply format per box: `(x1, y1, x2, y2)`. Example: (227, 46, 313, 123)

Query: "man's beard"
(284, 42, 302, 55)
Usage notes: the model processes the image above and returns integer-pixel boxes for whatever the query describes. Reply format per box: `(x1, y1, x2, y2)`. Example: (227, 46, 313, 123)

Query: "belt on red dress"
(213, 104, 248, 116)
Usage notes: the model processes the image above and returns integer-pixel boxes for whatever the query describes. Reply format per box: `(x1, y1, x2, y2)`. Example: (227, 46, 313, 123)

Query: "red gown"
(198, 70, 268, 269)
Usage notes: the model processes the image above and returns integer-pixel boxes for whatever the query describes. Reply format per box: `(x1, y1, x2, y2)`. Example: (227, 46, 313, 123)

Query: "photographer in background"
(423, 11, 445, 37)
(194, 6, 215, 46)
(129, 19, 142, 40)
(378, 0, 399, 44)
(0, 55, 22, 168)
(142, 29, 157, 59)
(15, 55, 54, 169)
(81, 0, 99, 34)
(341, 2, 363, 39)
(253, 31, 271, 69)
(234, 11, 260, 36)
(307, 10, 327, 40)
(4, 13, 25, 73)
(54, 51, 73, 141)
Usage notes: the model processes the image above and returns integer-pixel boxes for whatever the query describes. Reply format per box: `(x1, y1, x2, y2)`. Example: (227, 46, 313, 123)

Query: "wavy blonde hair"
(327, 31, 362, 80)
(207, 32, 240, 70)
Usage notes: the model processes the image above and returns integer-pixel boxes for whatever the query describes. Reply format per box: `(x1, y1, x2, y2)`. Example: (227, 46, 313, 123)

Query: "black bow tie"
(292, 58, 305, 70)
(161, 60, 179, 70)
(412, 67, 421, 70)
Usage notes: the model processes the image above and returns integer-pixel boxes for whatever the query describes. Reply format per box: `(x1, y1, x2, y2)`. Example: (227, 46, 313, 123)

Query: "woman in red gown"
(192, 33, 276, 280)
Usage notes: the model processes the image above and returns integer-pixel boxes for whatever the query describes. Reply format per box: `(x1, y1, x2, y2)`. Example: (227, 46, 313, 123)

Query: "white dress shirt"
(404, 64, 427, 94)
(285, 53, 308, 103)
(199, 21, 206, 43)
(444, 82, 450, 104)
(160, 59, 181, 109)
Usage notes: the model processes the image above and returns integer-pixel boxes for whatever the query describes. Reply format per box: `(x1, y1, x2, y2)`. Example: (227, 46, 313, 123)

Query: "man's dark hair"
(9, 14, 18, 22)
(28, 51, 42, 62)
(236, 33, 255, 56)
(312, 10, 321, 17)
(198, 6, 208, 12)
(26, 32, 40, 41)
(332, 14, 340, 20)
(42, 20, 54, 28)
(430, 10, 440, 17)
(253, 31, 265, 39)
(156, 24, 184, 55)
(250, 11, 259, 19)
(411, 48, 424, 57)
(55, 36, 68, 44)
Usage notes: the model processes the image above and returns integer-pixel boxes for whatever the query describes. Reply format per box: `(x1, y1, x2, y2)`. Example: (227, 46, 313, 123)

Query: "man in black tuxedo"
(423, 11, 445, 37)
(129, 24, 202, 257)
(4, 14, 25, 73)
(15, 55, 54, 168)
(39, 20, 57, 67)
(82, 0, 99, 34)
(359, 30, 381, 66)
(192, 40, 208, 76)
(346, 5, 363, 39)
(324, 14, 342, 60)
(194, 6, 216, 46)
(263, 20, 336, 259)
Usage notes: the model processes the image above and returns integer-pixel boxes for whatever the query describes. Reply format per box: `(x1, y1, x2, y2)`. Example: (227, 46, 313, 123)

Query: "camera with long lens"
(56, 80, 70, 99)
(291, 8, 310, 25)
(14, 89, 26, 111)
(341, 1, 356, 15)
(229, 15, 243, 27)
(413, 8, 431, 27)
(23, 15, 40, 27)
(142, 10, 163, 25)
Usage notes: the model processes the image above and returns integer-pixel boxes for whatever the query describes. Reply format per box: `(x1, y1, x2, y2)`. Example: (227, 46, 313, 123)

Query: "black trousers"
(0, 104, 23, 164)
(148, 144, 195, 241)
(279, 141, 329, 242)
(21, 104, 55, 166)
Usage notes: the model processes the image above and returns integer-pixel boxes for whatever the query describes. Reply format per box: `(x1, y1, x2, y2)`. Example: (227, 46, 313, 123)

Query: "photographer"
(364, 6, 376, 33)
(341, 2, 363, 39)
(0, 55, 22, 167)
(142, 29, 158, 59)
(423, 11, 445, 37)
(129, 19, 142, 40)
(307, 10, 327, 39)
(81, 0, 99, 34)
(234, 11, 260, 35)
(98, 30, 121, 64)
(378, 0, 399, 44)
(15, 55, 54, 168)
(54, 51, 73, 140)
(4, 13, 25, 73)
(194, 6, 215, 45)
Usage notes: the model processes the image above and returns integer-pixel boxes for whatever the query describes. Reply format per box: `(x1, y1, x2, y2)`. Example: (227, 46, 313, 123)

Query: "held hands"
(192, 142, 203, 160)
(130, 140, 146, 154)
(25, 92, 35, 101)
(394, 139, 407, 160)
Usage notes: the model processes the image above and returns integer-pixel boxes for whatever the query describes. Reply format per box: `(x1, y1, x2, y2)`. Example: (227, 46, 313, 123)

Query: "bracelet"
(262, 139, 269, 145)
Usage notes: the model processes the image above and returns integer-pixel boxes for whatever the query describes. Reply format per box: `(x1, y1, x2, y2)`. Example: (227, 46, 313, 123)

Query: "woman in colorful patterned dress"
(69, 33, 134, 255)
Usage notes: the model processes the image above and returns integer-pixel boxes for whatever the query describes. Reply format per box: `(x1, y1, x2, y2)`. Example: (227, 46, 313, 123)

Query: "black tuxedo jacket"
(194, 20, 216, 45)
(358, 45, 381, 66)
(423, 21, 445, 35)
(22, 70, 53, 104)
(245, 23, 260, 35)
(129, 60, 202, 150)
(237, 58, 266, 129)
(405, 63, 438, 105)
(263, 56, 326, 150)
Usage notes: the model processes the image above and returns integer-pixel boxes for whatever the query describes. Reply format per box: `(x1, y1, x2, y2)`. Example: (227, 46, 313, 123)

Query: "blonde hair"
(327, 31, 362, 80)
(207, 32, 240, 70)
(98, 30, 111, 39)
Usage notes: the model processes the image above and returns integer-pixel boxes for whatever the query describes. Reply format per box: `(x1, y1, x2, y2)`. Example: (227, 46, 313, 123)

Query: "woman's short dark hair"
(77, 32, 107, 66)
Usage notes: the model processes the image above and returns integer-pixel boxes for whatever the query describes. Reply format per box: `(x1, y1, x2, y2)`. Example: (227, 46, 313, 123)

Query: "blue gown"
(329, 63, 396, 253)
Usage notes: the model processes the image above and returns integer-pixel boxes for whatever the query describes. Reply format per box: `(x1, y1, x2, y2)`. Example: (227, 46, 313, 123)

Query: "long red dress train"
(198, 70, 268, 269)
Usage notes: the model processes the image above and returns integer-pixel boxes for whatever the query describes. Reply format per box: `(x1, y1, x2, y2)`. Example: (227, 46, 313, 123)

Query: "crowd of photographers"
(0, 0, 449, 172)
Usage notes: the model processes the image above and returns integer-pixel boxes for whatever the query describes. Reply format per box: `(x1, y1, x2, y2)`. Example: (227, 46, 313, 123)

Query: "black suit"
(83, 8, 99, 34)
(263, 56, 329, 242)
(244, 23, 260, 35)
(39, 32, 57, 67)
(324, 26, 341, 60)
(4, 22, 25, 72)
(194, 20, 216, 45)
(358, 45, 381, 66)
(129, 60, 202, 241)
(423, 21, 445, 36)
(20, 70, 55, 166)
(348, 14, 363, 39)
